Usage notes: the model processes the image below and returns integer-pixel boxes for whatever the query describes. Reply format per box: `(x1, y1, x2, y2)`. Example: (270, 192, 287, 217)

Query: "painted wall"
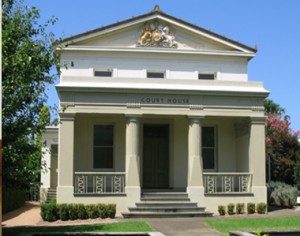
(60, 51, 248, 82)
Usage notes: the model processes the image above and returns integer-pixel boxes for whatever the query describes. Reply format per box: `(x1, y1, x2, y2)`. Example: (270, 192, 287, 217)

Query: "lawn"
(204, 216, 300, 234)
(3, 222, 153, 236)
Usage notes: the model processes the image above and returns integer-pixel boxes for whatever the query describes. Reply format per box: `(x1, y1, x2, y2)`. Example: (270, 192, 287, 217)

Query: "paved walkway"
(2, 201, 300, 236)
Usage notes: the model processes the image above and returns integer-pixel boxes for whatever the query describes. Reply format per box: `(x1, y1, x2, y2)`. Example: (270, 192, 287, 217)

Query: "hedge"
(40, 203, 116, 222)
(3, 188, 26, 214)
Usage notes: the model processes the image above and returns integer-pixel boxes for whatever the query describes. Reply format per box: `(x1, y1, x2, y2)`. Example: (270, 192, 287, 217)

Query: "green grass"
(3, 222, 153, 236)
(204, 216, 300, 234)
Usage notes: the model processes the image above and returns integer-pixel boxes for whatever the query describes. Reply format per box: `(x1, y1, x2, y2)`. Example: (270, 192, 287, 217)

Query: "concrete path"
(129, 218, 223, 236)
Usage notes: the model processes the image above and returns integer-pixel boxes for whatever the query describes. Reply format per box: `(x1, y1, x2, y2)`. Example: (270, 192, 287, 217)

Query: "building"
(41, 6, 269, 216)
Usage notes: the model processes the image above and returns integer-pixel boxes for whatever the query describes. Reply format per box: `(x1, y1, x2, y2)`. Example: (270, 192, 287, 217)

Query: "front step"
(122, 192, 213, 218)
(46, 188, 57, 202)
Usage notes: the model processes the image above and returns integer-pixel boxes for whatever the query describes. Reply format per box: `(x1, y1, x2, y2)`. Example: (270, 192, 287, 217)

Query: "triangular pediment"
(58, 6, 256, 55)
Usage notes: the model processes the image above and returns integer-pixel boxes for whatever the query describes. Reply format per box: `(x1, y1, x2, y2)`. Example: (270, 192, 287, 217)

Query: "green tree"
(2, 0, 57, 188)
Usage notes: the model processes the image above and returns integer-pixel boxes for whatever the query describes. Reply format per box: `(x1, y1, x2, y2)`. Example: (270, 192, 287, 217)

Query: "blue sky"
(26, 0, 300, 132)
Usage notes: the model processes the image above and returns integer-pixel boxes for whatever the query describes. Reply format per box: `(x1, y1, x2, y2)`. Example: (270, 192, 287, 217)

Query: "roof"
(56, 5, 256, 53)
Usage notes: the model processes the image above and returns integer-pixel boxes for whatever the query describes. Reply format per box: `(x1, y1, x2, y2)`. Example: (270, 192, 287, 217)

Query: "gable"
(57, 6, 256, 56)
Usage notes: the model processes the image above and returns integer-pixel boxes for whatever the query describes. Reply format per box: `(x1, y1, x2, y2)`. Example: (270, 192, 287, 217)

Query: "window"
(93, 125, 114, 169)
(202, 126, 216, 170)
(147, 71, 165, 78)
(94, 70, 112, 77)
(198, 73, 215, 80)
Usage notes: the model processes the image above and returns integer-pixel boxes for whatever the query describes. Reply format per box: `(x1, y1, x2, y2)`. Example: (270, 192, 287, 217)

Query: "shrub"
(107, 204, 116, 218)
(40, 203, 58, 222)
(256, 202, 267, 214)
(57, 204, 69, 221)
(269, 181, 297, 208)
(68, 204, 79, 220)
(227, 203, 235, 215)
(85, 204, 98, 219)
(40, 202, 115, 221)
(97, 204, 108, 219)
(236, 203, 245, 214)
(77, 204, 88, 219)
(247, 202, 256, 214)
(218, 205, 226, 216)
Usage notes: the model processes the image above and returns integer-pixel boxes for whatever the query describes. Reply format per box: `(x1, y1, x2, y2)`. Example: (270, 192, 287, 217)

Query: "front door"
(143, 124, 169, 188)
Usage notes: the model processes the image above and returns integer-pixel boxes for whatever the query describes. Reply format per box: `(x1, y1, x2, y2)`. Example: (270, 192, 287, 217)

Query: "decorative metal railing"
(74, 172, 125, 194)
(203, 172, 252, 194)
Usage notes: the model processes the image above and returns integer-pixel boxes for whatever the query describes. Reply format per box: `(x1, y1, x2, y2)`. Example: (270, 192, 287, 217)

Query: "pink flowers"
(265, 112, 300, 144)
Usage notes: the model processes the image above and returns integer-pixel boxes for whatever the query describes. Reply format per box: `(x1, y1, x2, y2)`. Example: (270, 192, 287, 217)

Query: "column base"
(125, 186, 141, 208)
(187, 186, 205, 205)
(57, 186, 74, 203)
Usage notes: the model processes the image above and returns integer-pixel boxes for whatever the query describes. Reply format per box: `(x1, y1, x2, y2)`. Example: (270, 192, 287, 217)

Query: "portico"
(40, 5, 269, 216)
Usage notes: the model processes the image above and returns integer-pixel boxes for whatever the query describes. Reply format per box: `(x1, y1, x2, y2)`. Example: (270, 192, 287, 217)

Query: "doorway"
(143, 124, 169, 189)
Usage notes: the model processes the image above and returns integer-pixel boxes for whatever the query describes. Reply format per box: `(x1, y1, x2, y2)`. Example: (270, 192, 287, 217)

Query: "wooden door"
(143, 124, 169, 188)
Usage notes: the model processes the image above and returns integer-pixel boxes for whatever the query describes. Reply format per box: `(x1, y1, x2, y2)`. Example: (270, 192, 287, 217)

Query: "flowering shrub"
(265, 113, 300, 145)
(265, 112, 300, 185)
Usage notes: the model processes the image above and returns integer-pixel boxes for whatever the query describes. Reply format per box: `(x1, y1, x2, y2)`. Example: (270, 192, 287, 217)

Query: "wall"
(60, 51, 248, 82)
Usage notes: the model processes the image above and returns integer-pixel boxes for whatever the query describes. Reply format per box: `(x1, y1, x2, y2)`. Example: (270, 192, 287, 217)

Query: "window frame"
(146, 70, 165, 79)
(198, 72, 215, 80)
(92, 124, 114, 170)
(202, 126, 217, 172)
(94, 69, 113, 77)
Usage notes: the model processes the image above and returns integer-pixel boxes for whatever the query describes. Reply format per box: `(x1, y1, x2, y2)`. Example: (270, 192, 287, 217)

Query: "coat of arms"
(137, 21, 177, 48)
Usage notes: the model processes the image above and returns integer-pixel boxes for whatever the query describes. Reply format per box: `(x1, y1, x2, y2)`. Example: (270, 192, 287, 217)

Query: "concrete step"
(122, 211, 213, 218)
(141, 193, 190, 201)
(136, 201, 199, 208)
(128, 206, 206, 213)
(122, 191, 213, 218)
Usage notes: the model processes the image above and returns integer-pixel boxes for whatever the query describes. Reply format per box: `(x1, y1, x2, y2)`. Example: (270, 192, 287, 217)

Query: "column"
(125, 115, 141, 205)
(249, 117, 267, 202)
(187, 116, 204, 202)
(57, 113, 75, 203)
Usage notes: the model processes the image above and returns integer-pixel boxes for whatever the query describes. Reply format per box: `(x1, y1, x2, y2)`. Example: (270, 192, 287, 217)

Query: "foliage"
(256, 202, 267, 214)
(227, 203, 235, 215)
(218, 205, 226, 216)
(265, 99, 300, 186)
(40, 203, 58, 222)
(2, 0, 58, 188)
(294, 161, 300, 190)
(268, 181, 297, 208)
(40, 203, 116, 221)
(2, 187, 26, 213)
(3, 222, 153, 236)
(204, 216, 300, 234)
(247, 202, 256, 214)
(236, 203, 245, 214)
(85, 204, 99, 219)
(57, 204, 69, 221)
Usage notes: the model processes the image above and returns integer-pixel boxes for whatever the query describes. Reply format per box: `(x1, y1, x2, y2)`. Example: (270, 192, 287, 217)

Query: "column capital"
(187, 115, 205, 124)
(250, 116, 265, 125)
(59, 113, 76, 121)
(125, 114, 142, 123)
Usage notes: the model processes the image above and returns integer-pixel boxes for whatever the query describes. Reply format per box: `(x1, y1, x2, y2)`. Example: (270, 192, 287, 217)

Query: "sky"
(26, 0, 300, 132)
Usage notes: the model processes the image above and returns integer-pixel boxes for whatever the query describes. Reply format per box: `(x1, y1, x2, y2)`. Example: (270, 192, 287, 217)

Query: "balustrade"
(74, 172, 125, 194)
(204, 172, 252, 194)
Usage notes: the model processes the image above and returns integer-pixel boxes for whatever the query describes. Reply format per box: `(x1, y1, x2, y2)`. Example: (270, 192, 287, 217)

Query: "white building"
(41, 6, 269, 217)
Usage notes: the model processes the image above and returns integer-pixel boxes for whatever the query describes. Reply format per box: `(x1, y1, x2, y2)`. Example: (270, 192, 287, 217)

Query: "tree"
(265, 100, 300, 185)
(2, 0, 57, 188)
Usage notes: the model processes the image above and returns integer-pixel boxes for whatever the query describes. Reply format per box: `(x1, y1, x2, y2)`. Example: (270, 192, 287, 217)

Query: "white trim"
(61, 14, 254, 53)
(57, 45, 255, 58)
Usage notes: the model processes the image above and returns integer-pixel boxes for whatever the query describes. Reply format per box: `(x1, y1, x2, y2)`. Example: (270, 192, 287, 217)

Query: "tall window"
(93, 125, 114, 169)
(202, 126, 216, 170)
